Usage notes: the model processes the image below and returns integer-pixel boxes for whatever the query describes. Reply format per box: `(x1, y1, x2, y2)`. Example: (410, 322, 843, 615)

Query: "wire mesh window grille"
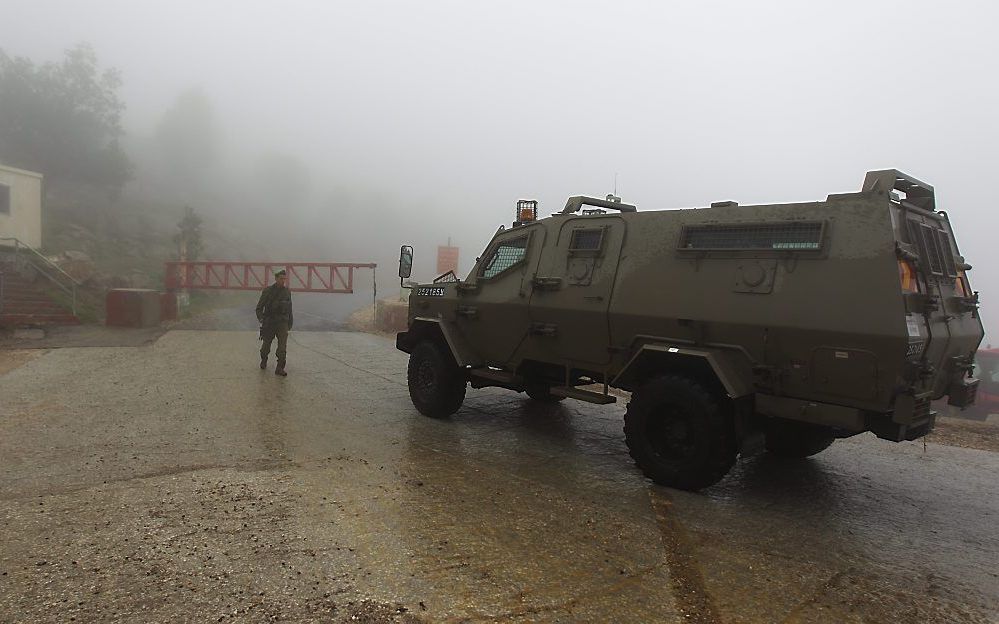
(482, 236, 528, 278)
(935, 229, 958, 277)
(680, 222, 823, 251)
(433, 271, 458, 283)
(909, 221, 954, 277)
(569, 228, 604, 252)
(919, 224, 943, 275)
(0, 183, 9, 215)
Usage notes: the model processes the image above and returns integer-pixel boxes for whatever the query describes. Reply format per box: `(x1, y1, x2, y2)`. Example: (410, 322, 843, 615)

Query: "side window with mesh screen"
(568, 228, 604, 254)
(680, 222, 823, 250)
(909, 221, 957, 277)
(481, 236, 528, 279)
(935, 229, 957, 277)
(0, 183, 10, 215)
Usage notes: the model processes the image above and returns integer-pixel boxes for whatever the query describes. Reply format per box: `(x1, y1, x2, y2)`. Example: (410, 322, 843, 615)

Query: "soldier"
(256, 269, 294, 376)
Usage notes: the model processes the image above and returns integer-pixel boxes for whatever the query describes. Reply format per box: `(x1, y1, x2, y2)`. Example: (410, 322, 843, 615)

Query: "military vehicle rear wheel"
(764, 419, 835, 458)
(524, 382, 565, 403)
(623, 375, 736, 491)
(407, 340, 467, 418)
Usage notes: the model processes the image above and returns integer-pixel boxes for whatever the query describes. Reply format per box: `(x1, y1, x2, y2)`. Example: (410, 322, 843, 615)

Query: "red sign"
(437, 246, 459, 275)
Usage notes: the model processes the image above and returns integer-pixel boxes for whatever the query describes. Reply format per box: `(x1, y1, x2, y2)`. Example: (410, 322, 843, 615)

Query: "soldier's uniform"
(256, 272, 293, 375)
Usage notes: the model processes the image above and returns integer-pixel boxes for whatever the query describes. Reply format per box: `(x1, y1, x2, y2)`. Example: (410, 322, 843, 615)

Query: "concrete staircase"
(0, 264, 80, 326)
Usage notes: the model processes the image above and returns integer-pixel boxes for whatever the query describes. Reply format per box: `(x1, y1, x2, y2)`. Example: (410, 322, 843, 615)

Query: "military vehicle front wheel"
(407, 341, 467, 418)
(764, 419, 835, 458)
(623, 375, 736, 491)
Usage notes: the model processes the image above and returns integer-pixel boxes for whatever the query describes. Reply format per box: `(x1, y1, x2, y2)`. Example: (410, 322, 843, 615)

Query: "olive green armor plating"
(397, 171, 984, 490)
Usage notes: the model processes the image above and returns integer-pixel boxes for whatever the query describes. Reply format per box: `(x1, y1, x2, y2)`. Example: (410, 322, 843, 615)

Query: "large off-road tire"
(764, 419, 835, 458)
(524, 382, 565, 403)
(407, 340, 467, 418)
(623, 375, 736, 491)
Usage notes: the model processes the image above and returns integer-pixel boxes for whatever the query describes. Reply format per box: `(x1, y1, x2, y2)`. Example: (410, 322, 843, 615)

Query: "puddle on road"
(283, 415, 683, 622)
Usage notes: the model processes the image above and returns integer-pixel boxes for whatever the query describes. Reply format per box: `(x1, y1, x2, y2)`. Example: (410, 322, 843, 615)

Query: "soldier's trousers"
(260, 321, 289, 365)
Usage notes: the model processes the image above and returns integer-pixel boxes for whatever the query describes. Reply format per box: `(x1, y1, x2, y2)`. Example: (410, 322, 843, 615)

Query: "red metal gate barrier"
(164, 261, 377, 294)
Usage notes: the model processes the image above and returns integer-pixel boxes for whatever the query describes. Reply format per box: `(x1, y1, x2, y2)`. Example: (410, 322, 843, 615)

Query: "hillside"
(36, 190, 268, 322)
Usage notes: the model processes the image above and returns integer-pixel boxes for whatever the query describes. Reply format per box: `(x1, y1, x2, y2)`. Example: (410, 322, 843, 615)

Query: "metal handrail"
(0, 237, 80, 315)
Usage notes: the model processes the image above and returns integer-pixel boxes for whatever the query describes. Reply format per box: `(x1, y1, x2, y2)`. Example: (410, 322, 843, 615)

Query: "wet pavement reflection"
(1, 330, 997, 623)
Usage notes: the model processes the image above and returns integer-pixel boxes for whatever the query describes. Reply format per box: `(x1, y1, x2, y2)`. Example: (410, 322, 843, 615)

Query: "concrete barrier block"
(106, 289, 162, 327)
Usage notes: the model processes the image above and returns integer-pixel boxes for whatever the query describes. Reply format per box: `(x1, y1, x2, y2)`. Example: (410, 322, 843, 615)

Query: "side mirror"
(398, 245, 414, 284)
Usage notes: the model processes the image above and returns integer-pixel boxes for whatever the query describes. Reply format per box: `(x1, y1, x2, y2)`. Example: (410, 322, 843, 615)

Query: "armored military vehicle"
(396, 170, 983, 490)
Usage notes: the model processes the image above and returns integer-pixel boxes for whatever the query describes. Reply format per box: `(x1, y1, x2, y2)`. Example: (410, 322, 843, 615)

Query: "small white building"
(0, 163, 43, 250)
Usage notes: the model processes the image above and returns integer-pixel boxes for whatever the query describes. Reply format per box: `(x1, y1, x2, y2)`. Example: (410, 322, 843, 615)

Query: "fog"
(2, 0, 998, 334)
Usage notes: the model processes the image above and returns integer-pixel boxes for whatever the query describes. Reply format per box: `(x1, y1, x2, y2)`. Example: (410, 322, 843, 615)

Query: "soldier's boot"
(275, 362, 287, 377)
(260, 355, 268, 369)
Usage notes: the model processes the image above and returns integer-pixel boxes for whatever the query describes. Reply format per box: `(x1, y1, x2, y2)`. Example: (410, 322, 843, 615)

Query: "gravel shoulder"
(930, 416, 999, 452)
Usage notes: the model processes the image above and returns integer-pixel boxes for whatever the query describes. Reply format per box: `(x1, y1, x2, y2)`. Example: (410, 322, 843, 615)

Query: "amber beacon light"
(516, 199, 538, 224)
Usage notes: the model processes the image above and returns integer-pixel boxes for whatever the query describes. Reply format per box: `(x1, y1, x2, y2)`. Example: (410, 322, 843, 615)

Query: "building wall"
(0, 164, 43, 249)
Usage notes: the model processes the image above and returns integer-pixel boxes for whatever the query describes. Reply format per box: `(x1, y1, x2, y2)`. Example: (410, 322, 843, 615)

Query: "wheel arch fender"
(613, 344, 754, 398)
(396, 318, 480, 368)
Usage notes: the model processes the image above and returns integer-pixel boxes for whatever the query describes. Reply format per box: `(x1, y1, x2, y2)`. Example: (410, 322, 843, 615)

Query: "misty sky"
(2, 0, 998, 334)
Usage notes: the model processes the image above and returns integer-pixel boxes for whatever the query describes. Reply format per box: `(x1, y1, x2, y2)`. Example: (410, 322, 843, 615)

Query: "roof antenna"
(606, 172, 621, 204)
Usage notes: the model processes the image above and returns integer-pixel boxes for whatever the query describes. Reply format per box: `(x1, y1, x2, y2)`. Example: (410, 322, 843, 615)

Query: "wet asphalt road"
(1, 330, 997, 623)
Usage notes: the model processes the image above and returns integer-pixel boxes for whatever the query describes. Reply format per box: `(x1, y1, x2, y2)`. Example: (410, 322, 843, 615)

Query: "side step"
(550, 386, 616, 405)
(469, 368, 523, 390)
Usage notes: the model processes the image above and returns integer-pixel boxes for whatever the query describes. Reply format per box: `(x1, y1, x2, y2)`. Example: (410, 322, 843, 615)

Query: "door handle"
(532, 276, 562, 290)
(530, 322, 558, 336)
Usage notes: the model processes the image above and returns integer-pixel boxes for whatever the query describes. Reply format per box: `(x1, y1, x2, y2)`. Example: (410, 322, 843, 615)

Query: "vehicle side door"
(456, 225, 545, 365)
(527, 217, 626, 366)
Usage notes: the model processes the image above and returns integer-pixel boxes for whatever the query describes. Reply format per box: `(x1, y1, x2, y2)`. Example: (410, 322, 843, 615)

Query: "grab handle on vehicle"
(863, 170, 936, 211)
(895, 242, 920, 263)
(533, 276, 563, 290)
(530, 322, 558, 336)
(560, 196, 637, 214)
